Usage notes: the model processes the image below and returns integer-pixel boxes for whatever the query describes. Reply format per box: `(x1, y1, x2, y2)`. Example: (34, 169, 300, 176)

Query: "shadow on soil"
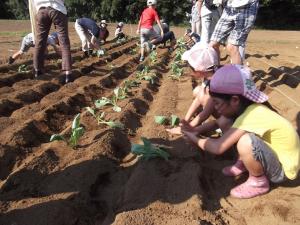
(253, 65, 300, 89)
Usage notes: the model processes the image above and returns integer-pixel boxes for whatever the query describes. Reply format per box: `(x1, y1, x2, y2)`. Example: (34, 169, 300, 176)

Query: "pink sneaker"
(222, 160, 247, 176)
(230, 175, 270, 199)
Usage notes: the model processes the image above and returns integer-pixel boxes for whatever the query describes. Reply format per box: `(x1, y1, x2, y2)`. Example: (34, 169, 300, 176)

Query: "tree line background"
(0, 0, 299, 30)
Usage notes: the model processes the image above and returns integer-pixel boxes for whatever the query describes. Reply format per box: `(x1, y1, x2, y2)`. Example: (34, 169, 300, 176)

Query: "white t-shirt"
(33, 0, 67, 15)
(227, 0, 256, 8)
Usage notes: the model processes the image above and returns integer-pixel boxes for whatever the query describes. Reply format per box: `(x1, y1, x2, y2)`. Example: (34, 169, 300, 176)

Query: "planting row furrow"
(0, 50, 140, 148)
(0, 38, 137, 88)
(0, 41, 138, 117)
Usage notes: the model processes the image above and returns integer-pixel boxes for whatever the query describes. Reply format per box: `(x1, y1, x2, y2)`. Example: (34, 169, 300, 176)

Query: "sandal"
(230, 175, 270, 199)
(222, 160, 247, 177)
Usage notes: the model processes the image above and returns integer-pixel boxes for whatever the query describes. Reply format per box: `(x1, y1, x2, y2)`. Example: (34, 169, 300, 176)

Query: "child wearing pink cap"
(167, 44, 221, 135)
(182, 64, 300, 199)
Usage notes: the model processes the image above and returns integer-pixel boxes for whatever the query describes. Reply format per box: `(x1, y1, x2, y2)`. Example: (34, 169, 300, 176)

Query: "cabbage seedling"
(136, 66, 157, 84)
(18, 64, 29, 73)
(154, 116, 167, 125)
(50, 113, 84, 149)
(86, 107, 124, 129)
(131, 137, 170, 160)
(94, 87, 125, 112)
(171, 115, 179, 127)
(149, 50, 157, 65)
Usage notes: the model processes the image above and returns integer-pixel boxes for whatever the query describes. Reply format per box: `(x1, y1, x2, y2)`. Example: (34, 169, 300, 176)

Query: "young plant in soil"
(154, 115, 179, 127)
(149, 50, 158, 65)
(86, 107, 124, 129)
(131, 137, 170, 160)
(94, 87, 127, 112)
(50, 113, 85, 149)
(136, 66, 157, 84)
(169, 62, 183, 80)
(18, 64, 29, 73)
(124, 79, 141, 90)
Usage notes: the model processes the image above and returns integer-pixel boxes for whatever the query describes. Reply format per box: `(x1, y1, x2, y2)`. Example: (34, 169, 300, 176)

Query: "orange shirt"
(140, 7, 159, 29)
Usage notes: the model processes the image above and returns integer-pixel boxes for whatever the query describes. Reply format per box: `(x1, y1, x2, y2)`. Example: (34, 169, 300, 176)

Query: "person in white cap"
(182, 64, 300, 199)
(99, 20, 109, 43)
(167, 44, 220, 135)
(136, 0, 164, 62)
(115, 22, 125, 39)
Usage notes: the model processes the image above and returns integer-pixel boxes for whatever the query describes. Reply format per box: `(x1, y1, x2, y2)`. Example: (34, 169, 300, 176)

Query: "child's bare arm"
(189, 97, 216, 127)
(183, 127, 246, 154)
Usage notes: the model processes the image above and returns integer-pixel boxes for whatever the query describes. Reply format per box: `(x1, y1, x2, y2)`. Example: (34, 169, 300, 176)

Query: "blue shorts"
(210, 1, 259, 47)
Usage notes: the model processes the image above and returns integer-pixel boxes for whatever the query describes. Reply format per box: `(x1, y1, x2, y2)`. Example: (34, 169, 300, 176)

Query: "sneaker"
(65, 74, 72, 83)
(222, 160, 247, 177)
(8, 56, 15, 64)
(83, 51, 89, 58)
(139, 56, 144, 62)
(230, 175, 270, 199)
(34, 70, 43, 78)
(151, 44, 156, 50)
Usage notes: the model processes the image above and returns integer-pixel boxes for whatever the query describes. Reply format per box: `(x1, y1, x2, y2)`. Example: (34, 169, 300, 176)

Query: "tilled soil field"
(0, 21, 299, 225)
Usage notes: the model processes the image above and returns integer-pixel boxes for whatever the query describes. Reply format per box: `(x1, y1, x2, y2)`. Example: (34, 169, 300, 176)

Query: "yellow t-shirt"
(232, 104, 300, 180)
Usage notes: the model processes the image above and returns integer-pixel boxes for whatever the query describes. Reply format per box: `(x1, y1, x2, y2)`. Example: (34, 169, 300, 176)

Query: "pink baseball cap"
(182, 44, 219, 72)
(210, 64, 268, 103)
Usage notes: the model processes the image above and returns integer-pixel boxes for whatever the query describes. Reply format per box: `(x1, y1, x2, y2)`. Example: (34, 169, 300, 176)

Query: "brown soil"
(0, 20, 299, 225)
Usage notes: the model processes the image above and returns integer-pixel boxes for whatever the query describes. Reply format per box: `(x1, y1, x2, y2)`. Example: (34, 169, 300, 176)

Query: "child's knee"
(237, 133, 253, 154)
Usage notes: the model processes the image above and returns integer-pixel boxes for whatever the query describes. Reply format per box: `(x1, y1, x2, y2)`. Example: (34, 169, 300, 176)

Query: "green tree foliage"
(0, 0, 299, 29)
(5, 0, 28, 19)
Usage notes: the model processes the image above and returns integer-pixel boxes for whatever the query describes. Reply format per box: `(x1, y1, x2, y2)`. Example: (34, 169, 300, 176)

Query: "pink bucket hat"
(210, 64, 268, 103)
(182, 44, 219, 72)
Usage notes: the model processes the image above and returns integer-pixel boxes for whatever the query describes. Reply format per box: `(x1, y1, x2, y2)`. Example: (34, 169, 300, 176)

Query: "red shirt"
(140, 7, 159, 29)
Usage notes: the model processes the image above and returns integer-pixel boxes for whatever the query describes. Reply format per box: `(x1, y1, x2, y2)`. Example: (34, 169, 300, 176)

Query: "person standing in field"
(75, 17, 102, 57)
(190, 0, 202, 36)
(209, 0, 259, 64)
(136, 0, 164, 62)
(199, 0, 222, 46)
(32, 0, 72, 83)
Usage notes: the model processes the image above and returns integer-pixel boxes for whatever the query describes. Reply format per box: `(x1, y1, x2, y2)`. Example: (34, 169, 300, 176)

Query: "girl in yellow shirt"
(182, 64, 300, 199)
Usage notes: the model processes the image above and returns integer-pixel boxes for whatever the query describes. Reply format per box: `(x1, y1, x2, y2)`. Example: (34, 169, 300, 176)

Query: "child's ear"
(230, 95, 240, 106)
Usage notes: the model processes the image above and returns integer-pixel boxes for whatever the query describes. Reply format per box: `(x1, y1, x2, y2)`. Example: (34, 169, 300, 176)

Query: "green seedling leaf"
(99, 111, 105, 119)
(113, 105, 122, 112)
(131, 137, 170, 160)
(18, 64, 28, 73)
(154, 116, 167, 125)
(95, 97, 112, 108)
(72, 113, 81, 129)
(50, 134, 65, 142)
(86, 107, 96, 117)
(69, 127, 84, 148)
(105, 121, 125, 129)
(171, 115, 179, 127)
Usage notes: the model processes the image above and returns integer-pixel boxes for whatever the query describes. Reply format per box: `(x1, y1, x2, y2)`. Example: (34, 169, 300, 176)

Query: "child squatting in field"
(182, 64, 300, 199)
(167, 44, 222, 135)
(8, 32, 61, 64)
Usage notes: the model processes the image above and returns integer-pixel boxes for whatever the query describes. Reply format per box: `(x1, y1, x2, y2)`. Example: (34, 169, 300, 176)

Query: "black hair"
(206, 80, 254, 119)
